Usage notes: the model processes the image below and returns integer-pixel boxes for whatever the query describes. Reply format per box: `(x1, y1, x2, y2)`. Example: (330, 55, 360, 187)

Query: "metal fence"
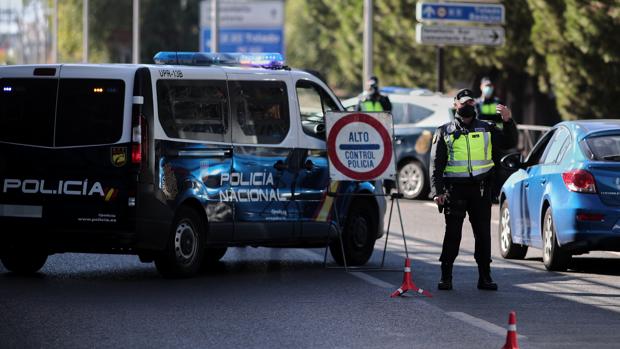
(517, 124, 551, 155)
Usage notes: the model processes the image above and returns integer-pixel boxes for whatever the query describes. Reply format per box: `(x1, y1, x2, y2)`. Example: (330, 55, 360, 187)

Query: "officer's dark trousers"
(439, 182, 492, 266)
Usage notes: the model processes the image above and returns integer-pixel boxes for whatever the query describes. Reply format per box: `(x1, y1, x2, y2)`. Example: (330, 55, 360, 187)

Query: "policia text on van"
(0, 52, 386, 278)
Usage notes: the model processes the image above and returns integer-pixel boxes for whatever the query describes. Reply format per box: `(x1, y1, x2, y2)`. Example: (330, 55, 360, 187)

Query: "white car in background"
(342, 87, 454, 199)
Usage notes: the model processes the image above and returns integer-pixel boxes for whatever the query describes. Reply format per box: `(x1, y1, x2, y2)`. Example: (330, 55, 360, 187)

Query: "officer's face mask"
(457, 104, 477, 119)
(482, 85, 494, 98)
(369, 85, 378, 95)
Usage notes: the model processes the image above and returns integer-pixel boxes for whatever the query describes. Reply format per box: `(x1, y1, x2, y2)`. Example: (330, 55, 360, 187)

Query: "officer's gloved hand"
(434, 194, 448, 213)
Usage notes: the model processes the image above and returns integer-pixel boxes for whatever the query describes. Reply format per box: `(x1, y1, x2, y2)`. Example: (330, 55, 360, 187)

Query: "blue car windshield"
(586, 134, 620, 161)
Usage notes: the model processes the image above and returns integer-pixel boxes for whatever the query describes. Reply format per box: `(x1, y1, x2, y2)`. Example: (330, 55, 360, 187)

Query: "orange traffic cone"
(390, 258, 432, 298)
(501, 311, 520, 349)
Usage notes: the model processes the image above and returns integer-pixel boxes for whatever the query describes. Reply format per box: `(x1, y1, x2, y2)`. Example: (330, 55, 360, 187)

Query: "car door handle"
(273, 160, 288, 171)
(540, 178, 547, 185)
(524, 182, 529, 189)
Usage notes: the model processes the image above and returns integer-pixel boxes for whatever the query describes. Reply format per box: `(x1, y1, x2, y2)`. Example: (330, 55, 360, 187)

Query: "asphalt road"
(2, 200, 620, 348)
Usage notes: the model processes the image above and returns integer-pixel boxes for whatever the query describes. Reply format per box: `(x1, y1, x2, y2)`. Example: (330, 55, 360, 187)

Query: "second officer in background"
(430, 88, 518, 291)
(356, 76, 392, 112)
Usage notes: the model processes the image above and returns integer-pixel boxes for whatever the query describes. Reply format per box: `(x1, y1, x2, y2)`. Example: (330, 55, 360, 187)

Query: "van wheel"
(330, 200, 377, 266)
(0, 247, 48, 274)
(155, 207, 205, 278)
(542, 206, 571, 271)
(203, 247, 227, 265)
(499, 200, 528, 259)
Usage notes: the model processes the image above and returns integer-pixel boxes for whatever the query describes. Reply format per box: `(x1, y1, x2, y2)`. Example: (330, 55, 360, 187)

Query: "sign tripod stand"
(322, 110, 432, 297)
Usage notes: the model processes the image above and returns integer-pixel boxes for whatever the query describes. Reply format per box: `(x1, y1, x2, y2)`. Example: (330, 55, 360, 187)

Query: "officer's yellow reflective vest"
(361, 100, 384, 112)
(480, 102, 503, 130)
(444, 130, 494, 178)
(480, 102, 497, 116)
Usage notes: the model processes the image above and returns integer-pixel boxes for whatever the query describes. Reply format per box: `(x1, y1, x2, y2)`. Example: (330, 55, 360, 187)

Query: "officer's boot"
(477, 264, 498, 291)
(438, 262, 453, 290)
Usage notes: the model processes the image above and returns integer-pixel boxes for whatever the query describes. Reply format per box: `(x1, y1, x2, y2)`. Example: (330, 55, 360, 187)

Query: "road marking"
(446, 312, 527, 339)
(297, 248, 328, 261)
(301, 248, 527, 340)
(349, 272, 395, 289)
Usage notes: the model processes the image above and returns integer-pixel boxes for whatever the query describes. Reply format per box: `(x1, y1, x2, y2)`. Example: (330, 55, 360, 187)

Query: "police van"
(0, 52, 386, 278)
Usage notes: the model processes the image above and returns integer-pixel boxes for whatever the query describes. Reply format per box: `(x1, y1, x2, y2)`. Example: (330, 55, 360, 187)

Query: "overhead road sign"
(199, 0, 284, 53)
(416, 1, 505, 25)
(416, 24, 505, 46)
(326, 112, 396, 181)
(200, 0, 284, 28)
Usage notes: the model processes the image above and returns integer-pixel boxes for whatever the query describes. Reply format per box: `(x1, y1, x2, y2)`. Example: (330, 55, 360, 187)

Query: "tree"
(286, 0, 563, 125)
(528, 0, 620, 119)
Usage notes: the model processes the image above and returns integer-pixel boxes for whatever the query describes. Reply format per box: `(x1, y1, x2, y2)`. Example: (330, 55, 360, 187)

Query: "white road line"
(297, 248, 327, 261)
(446, 312, 527, 339)
(348, 272, 395, 289)
(301, 248, 525, 340)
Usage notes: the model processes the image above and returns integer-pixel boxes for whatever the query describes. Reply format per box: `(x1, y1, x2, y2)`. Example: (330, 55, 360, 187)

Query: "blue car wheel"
(498, 200, 528, 259)
(542, 206, 571, 271)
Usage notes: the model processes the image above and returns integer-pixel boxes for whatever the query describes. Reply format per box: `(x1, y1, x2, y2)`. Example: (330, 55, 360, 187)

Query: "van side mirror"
(500, 152, 523, 170)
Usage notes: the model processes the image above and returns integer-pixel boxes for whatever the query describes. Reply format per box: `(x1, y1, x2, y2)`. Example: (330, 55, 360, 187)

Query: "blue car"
(499, 120, 620, 271)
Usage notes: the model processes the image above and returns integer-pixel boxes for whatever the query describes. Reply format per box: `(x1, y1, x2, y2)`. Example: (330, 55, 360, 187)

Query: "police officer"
(430, 88, 517, 291)
(476, 77, 504, 129)
(357, 76, 392, 112)
(476, 76, 515, 202)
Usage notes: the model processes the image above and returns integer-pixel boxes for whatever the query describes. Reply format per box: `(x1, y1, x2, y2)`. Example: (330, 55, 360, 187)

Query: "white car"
(342, 88, 454, 199)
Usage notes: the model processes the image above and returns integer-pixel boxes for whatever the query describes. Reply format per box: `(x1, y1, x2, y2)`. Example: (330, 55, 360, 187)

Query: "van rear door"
(0, 65, 136, 235)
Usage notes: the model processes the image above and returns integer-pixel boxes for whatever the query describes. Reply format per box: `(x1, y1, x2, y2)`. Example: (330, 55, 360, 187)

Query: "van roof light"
(153, 52, 285, 69)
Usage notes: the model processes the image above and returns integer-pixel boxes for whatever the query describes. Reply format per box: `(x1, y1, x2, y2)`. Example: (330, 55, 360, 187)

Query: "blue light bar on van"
(153, 52, 285, 69)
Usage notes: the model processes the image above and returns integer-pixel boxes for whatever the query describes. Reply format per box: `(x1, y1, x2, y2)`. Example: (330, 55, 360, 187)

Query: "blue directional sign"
(201, 28, 284, 53)
(416, 2, 505, 24)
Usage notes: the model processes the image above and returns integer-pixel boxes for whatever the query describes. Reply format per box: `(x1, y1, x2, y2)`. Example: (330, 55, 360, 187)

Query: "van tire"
(329, 200, 377, 266)
(0, 247, 48, 275)
(155, 206, 205, 278)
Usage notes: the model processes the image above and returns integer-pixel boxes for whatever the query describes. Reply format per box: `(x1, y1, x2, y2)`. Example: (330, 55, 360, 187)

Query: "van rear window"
(0, 78, 124, 147)
(55, 79, 125, 146)
(0, 78, 57, 146)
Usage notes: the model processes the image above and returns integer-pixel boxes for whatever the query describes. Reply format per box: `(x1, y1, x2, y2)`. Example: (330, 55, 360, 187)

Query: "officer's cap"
(455, 88, 474, 103)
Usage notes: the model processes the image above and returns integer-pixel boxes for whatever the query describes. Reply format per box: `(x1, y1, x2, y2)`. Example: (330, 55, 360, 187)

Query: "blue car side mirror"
(501, 152, 523, 170)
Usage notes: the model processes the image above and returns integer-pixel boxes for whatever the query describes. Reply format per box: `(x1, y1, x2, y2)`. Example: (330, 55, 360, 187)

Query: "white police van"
(0, 52, 386, 278)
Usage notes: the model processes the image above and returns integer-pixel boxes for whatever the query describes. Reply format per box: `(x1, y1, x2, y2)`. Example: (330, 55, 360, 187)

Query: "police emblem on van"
(111, 147, 127, 167)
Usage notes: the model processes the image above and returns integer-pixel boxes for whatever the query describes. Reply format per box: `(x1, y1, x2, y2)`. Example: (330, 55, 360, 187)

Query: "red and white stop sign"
(325, 112, 396, 181)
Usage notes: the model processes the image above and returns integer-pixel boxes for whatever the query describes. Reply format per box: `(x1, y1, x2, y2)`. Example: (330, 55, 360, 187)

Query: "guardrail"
(517, 124, 551, 155)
